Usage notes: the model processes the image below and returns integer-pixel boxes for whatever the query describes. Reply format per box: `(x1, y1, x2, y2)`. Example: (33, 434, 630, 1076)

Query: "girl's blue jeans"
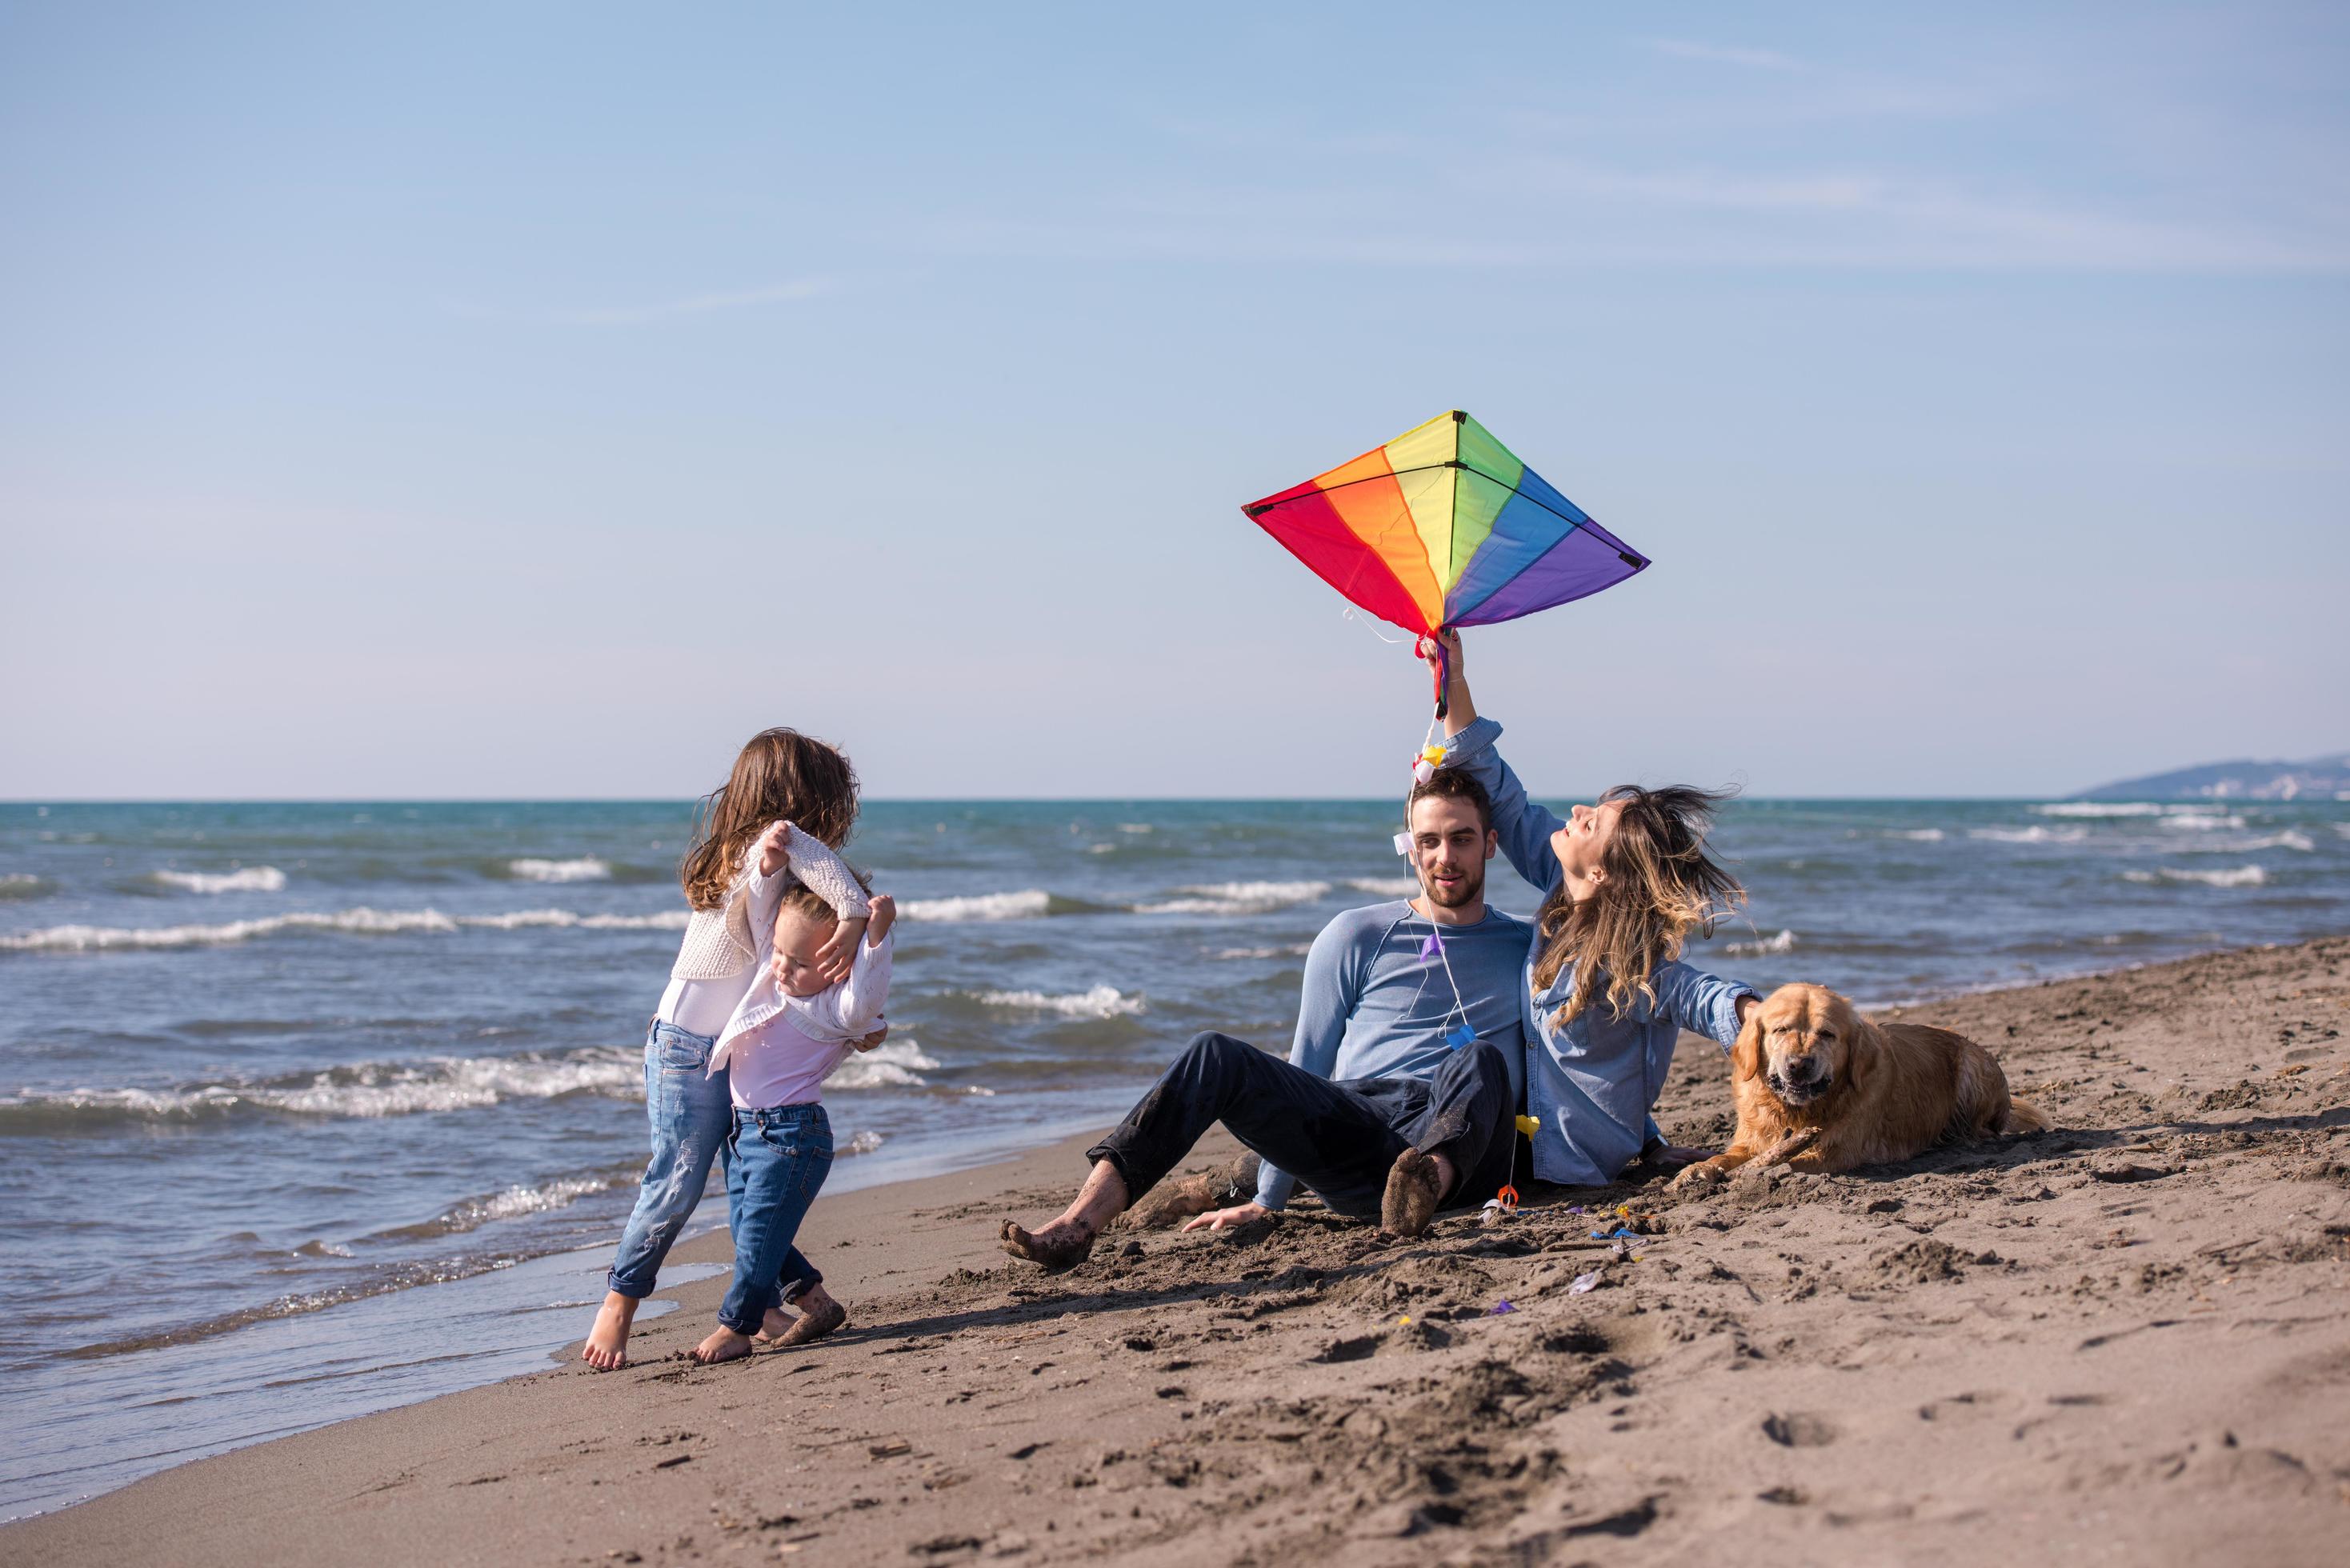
(719, 1102, 834, 1332)
(606, 1021, 824, 1304)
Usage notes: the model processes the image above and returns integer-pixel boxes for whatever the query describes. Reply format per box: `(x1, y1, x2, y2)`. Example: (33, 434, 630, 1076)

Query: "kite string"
(1342, 606, 1408, 645)
(1429, 919, 1470, 1031)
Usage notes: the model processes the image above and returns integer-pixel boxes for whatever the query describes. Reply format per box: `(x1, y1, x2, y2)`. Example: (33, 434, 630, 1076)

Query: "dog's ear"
(1732, 1005, 1764, 1082)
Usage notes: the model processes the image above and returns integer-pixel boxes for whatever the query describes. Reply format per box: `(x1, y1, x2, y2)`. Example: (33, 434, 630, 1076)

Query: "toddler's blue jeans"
(607, 1020, 823, 1304)
(718, 1102, 834, 1332)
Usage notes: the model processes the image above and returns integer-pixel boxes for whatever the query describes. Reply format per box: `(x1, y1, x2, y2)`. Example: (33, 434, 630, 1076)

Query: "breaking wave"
(153, 866, 287, 894)
(1724, 929, 1798, 957)
(1345, 876, 1421, 895)
(1134, 879, 1331, 915)
(0, 873, 49, 900)
(899, 889, 1065, 922)
(827, 1039, 943, 1090)
(0, 1046, 644, 1130)
(1968, 826, 2088, 845)
(2032, 802, 2165, 818)
(1, 906, 689, 952)
(973, 985, 1143, 1018)
(2123, 865, 2268, 888)
(1212, 942, 1315, 960)
(506, 857, 612, 882)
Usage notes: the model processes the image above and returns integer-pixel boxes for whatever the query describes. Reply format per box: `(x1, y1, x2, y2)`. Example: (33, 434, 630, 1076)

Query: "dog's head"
(1735, 982, 1868, 1109)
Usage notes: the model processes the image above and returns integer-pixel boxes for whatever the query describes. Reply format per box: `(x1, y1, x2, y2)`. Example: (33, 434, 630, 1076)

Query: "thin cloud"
(546, 278, 835, 326)
(1643, 37, 1804, 72)
(1510, 159, 2350, 272)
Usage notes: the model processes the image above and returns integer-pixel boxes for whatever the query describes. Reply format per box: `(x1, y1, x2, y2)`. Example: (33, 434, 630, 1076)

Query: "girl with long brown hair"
(581, 728, 874, 1370)
(1427, 633, 1763, 1186)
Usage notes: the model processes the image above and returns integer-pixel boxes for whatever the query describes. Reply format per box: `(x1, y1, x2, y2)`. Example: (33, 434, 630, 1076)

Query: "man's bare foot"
(756, 1292, 847, 1347)
(1119, 1152, 1261, 1230)
(1638, 1139, 1715, 1170)
(690, 1326, 755, 1365)
(582, 1290, 638, 1370)
(1380, 1147, 1445, 1238)
(999, 1217, 1096, 1272)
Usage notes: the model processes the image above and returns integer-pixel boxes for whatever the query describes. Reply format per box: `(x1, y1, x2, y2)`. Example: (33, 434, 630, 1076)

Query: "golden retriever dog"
(1675, 982, 2048, 1186)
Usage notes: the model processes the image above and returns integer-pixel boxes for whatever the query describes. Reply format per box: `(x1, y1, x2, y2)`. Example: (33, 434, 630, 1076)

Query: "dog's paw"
(1672, 1162, 1728, 1190)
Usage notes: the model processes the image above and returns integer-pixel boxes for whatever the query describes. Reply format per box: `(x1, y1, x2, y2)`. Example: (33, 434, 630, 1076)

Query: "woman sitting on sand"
(1427, 632, 1762, 1184)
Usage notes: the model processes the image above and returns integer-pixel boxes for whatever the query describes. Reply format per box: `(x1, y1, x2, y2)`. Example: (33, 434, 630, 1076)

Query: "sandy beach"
(6, 936, 2345, 1566)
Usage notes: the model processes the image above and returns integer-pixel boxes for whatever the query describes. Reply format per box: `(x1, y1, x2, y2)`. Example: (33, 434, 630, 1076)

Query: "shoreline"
(6, 935, 2347, 1565)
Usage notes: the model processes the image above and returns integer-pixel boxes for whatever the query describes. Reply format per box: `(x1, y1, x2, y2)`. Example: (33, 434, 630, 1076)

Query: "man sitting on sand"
(1000, 770, 1531, 1268)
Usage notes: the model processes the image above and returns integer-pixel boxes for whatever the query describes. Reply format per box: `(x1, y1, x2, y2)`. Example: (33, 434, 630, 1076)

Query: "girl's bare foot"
(582, 1291, 639, 1370)
(691, 1326, 755, 1364)
(999, 1217, 1096, 1272)
(755, 1284, 847, 1347)
(760, 1295, 847, 1347)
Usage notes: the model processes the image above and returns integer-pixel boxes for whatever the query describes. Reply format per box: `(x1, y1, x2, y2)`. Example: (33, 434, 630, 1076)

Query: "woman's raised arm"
(1423, 633, 1567, 894)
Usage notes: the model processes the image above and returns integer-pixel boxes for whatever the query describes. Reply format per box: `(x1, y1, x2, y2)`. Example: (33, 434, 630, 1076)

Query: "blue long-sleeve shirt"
(1441, 715, 1759, 1186)
(1252, 900, 1532, 1211)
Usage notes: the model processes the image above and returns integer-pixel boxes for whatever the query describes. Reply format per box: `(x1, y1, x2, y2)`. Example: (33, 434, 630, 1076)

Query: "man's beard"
(1419, 860, 1486, 909)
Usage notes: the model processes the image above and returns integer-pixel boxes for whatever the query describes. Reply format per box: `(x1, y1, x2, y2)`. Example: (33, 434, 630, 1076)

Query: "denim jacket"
(1441, 716, 1756, 1186)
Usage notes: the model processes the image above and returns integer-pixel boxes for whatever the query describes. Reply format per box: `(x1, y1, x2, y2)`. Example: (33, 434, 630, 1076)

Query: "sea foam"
(974, 985, 1143, 1018)
(1134, 879, 1331, 915)
(899, 889, 1056, 922)
(827, 1039, 942, 1090)
(0, 906, 687, 952)
(2032, 802, 2165, 818)
(153, 866, 287, 894)
(1211, 942, 1315, 960)
(1724, 929, 1798, 956)
(1345, 876, 1421, 895)
(0, 1046, 644, 1126)
(1968, 826, 2088, 845)
(507, 858, 611, 882)
(2123, 865, 2268, 888)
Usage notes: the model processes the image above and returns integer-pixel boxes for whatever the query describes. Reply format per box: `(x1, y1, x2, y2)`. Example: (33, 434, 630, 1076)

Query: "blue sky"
(3, 2, 2344, 798)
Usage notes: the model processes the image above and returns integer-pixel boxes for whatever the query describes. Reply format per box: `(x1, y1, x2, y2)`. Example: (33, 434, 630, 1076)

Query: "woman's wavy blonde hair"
(1531, 783, 1743, 1028)
(679, 729, 859, 911)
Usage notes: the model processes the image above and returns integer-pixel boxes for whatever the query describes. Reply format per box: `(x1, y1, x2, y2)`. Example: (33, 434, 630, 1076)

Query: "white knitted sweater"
(655, 825, 869, 1041)
(670, 823, 870, 982)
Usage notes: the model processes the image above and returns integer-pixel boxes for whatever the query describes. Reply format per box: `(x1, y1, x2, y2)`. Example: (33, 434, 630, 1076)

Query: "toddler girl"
(690, 884, 895, 1364)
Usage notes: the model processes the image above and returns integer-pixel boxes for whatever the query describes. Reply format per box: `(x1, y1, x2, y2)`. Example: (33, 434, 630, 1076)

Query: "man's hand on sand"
(1181, 1202, 1268, 1233)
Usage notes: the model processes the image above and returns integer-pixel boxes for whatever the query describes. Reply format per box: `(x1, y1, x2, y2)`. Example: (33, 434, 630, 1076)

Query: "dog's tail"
(1997, 1096, 2051, 1135)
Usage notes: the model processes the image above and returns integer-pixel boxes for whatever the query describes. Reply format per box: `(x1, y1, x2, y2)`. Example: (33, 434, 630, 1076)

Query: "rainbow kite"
(1242, 409, 1647, 645)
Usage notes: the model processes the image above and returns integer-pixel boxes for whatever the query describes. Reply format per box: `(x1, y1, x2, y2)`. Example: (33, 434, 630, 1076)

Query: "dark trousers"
(1087, 1031, 1514, 1219)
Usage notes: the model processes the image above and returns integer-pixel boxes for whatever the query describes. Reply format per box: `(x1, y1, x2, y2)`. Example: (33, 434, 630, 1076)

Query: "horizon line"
(0, 793, 2270, 808)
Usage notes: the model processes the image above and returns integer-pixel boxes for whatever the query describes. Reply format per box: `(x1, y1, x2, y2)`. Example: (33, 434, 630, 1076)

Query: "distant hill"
(2075, 753, 2350, 802)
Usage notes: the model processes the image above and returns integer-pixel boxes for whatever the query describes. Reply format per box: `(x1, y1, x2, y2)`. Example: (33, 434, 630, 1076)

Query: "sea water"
(2, 796, 2344, 1516)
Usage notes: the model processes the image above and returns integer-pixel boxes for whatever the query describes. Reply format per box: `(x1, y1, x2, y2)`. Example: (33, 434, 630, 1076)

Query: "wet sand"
(6, 937, 2347, 1566)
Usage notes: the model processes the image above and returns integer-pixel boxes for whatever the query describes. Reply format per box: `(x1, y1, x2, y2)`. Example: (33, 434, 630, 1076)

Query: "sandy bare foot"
(1639, 1140, 1715, 1170)
(759, 1295, 847, 1347)
(1119, 1152, 1261, 1230)
(1380, 1147, 1444, 1238)
(581, 1291, 638, 1370)
(690, 1326, 755, 1365)
(999, 1217, 1096, 1272)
